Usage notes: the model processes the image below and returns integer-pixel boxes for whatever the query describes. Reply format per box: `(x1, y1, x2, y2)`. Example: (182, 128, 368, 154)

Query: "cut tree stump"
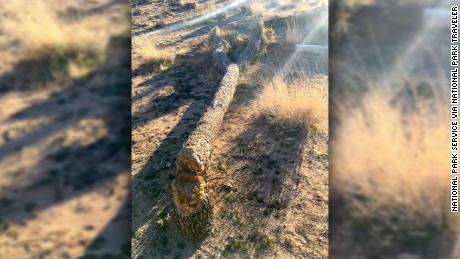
(171, 20, 264, 239)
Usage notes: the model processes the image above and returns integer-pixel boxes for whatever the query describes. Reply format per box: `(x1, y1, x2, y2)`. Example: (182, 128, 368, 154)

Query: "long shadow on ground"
(131, 50, 223, 258)
(0, 36, 131, 258)
(209, 115, 309, 230)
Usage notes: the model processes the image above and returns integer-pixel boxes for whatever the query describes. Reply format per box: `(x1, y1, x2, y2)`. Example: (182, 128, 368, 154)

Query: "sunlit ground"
(0, 0, 130, 257)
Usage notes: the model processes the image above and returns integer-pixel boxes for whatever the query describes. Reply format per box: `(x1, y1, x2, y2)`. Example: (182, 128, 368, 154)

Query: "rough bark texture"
(210, 27, 231, 73)
(176, 64, 240, 177)
(237, 21, 264, 71)
(171, 23, 264, 239)
(173, 196, 212, 239)
(172, 64, 239, 239)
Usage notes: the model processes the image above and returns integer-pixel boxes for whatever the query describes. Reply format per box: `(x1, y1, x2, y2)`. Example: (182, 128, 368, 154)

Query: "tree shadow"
(204, 112, 319, 257)
(0, 55, 55, 92)
(212, 114, 308, 214)
(132, 44, 219, 129)
(0, 35, 131, 257)
(131, 50, 223, 258)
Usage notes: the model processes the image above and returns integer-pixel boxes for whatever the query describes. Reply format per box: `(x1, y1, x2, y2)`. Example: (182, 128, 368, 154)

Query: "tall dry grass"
(0, 0, 119, 79)
(330, 0, 455, 256)
(135, 42, 176, 71)
(255, 75, 328, 132)
(334, 90, 449, 218)
(285, 10, 328, 45)
(332, 88, 458, 255)
(197, 1, 216, 12)
(248, 1, 267, 17)
(1, 1, 104, 56)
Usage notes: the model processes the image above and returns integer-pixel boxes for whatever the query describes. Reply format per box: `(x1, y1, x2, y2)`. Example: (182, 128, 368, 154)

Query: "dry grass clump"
(1, 1, 109, 79)
(197, 0, 217, 12)
(262, 26, 277, 45)
(1, 1, 104, 56)
(136, 42, 176, 72)
(332, 89, 458, 255)
(255, 75, 327, 132)
(248, 1, 268, 17)
(334, 91, 449, 217)
(285, 9, 328, 45)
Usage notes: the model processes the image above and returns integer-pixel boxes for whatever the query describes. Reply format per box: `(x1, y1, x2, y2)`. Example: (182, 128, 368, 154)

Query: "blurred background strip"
(0, 0, 131, 258)
(330, 0, 460, 258)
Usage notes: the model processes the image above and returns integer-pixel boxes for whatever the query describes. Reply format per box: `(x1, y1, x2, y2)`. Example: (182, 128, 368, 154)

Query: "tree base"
(173, 196, 212, 240)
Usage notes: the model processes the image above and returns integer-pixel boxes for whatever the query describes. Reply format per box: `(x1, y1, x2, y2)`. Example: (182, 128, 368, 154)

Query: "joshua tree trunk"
(172, 64, 239, 239)
(171, 21, 264, 239)
(237, 20, 264, 71)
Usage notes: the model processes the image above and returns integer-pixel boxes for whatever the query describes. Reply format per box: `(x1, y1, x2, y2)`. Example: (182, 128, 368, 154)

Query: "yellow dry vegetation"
(1, 1, 105, 55)
(0, 0, 128, 78)
(255, 75, 328, 132)
(249, 1, 267, 17)
(134, 40, 177, 71)
(333, 89, 458, 232)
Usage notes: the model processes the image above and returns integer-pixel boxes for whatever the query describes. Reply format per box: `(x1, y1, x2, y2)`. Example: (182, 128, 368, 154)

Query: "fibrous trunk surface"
(172, 22, 263, 239)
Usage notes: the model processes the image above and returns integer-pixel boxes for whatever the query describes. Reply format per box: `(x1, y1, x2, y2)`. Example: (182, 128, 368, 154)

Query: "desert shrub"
(2, 1, 105, 53)
(255, 75, 327, 132)
(1, 1, 107, 79)
(135, 42, 176, 72)
(332, 89, 459, 256)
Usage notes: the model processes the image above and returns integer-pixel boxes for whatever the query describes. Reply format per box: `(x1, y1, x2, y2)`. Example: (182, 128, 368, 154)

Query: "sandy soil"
(132, 1, 328, 258)
(0, 1, 131, 258)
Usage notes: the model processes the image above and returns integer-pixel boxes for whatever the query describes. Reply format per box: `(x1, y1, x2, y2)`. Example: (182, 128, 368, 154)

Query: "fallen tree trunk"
(237, 20, 264, 71)
(171, 22, 263, 239)
(209, 27, 232, 73)
(172, 65, 239, 238)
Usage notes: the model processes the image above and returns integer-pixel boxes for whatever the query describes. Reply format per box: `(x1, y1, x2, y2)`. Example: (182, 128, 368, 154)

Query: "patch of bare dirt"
(0, 1, 131, 258)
